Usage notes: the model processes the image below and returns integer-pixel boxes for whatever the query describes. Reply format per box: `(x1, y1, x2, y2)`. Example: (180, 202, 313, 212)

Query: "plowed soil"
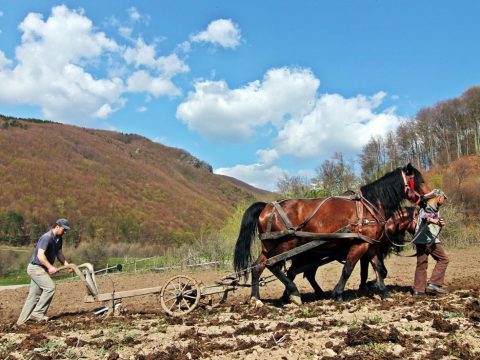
(1, 247, 479, 359)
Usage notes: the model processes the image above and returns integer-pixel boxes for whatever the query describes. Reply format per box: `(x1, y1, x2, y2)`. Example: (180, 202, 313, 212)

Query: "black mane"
(360, 165, 424, 219)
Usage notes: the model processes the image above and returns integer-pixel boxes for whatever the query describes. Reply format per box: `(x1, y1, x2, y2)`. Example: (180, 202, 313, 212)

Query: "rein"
(384, 213, 444, 257)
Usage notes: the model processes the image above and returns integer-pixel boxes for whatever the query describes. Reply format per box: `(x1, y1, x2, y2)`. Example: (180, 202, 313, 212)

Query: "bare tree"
(276, 173, 311, 198)
(314, 152, 358, 195)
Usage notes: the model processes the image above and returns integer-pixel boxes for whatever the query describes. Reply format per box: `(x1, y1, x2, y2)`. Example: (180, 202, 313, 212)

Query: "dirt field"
(1, 247, 479, 359)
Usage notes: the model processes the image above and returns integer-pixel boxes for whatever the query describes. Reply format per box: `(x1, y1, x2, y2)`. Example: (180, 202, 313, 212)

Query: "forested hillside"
(356, 86, 480, 221)
(360, 86, 480, 182)
(0, 115, 274, 247)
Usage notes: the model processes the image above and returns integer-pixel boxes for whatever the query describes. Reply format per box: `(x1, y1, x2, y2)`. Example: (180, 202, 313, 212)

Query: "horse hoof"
(381, 293, 393, 301)
(333, 294, 343, 302)
(289, 294, 302, 306)
(250, 298, 264, 308)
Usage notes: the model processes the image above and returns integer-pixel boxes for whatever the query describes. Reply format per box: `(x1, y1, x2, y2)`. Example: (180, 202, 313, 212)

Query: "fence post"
(134, 260, 137, 273)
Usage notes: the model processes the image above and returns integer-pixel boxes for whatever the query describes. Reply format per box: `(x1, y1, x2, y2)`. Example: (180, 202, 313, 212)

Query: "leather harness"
(260, 171, 419, 245)
(260, 194, 384, 244)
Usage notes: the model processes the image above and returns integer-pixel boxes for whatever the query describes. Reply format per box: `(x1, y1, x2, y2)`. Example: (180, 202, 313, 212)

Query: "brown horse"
(234, 163, 430, 304)
(284, 206, 418, 301)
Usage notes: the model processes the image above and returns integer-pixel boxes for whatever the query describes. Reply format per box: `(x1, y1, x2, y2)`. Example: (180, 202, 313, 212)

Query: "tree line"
(360, 86, 480, 182)
(277, 86, 480, 218)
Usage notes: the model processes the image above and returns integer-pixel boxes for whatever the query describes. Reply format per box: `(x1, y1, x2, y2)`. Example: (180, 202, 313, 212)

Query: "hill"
(0, 115, 275, 246)
(424, 155, 480, 219)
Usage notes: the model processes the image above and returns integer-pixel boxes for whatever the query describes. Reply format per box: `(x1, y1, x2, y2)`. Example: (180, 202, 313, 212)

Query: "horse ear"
(404, 162, 414, 176)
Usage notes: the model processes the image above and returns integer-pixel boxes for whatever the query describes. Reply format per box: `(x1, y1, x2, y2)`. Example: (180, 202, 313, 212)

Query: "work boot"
(427, 283, 448, 294)
(412, 291, 427, 297)
(27, 315, 49, 322)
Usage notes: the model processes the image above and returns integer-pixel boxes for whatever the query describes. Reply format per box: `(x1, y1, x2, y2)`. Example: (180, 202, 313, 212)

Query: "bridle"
(401, 170, 428, 205)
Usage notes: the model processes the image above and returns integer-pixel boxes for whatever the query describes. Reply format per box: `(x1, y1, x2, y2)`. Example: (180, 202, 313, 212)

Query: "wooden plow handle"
(56, 263, 99, 299)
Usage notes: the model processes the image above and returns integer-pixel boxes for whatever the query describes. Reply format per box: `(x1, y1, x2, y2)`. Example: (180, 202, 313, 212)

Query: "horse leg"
(250, 253, 267, 305)
(286, 255, 325, 300)
(283, 262, 297, 301)
(332, 243, 369, 301)
(268, 262, 302, 305)
(358, 255, 370, 296)
(369, 253, 390, 299)
(304, 267, 325, 299)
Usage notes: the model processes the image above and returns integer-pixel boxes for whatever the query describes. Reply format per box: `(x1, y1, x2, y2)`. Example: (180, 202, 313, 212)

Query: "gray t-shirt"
(30, 230, 63, 266)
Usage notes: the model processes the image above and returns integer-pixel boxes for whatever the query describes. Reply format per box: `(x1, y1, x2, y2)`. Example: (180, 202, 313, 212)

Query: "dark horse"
(233, 163, 430, 305)
(284, 206, 418, 301)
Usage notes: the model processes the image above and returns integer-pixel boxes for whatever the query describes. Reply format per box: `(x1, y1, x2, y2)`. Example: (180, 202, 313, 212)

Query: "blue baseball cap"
(56, 218, 71, 230)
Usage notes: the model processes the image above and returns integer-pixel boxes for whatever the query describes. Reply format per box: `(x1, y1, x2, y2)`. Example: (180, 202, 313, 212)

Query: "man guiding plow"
(17, 218, 71, 325)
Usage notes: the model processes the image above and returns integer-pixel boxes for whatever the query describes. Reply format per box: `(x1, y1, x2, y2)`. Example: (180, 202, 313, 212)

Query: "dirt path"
(1, 247, 479, 359)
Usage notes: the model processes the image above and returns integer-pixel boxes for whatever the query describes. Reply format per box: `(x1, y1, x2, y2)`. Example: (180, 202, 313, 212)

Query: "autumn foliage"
(0, 115, 273, 247)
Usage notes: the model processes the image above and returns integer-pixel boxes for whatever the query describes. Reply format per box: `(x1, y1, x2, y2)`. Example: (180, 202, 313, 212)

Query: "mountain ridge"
(0, 115, 275, 245)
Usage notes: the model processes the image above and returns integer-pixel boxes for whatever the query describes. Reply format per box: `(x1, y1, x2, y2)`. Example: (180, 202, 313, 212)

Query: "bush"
(0, 249, 30, 275)
(440, 203, 480, 247)
(68, 241, 108, 269)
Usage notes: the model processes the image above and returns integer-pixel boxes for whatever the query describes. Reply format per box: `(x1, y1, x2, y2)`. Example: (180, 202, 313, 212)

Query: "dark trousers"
(413, 243, 449, 293)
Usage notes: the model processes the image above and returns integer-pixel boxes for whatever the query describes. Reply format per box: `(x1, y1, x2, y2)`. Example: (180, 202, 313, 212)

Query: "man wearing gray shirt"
(17, 218, 71, 324)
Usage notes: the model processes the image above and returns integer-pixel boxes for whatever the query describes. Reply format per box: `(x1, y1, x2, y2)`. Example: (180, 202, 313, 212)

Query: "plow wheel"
(160, 275, 201, 316)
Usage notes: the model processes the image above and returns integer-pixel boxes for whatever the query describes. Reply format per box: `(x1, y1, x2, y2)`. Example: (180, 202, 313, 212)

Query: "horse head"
(402, 163, 431, 205)
(361, 163, 431, 219)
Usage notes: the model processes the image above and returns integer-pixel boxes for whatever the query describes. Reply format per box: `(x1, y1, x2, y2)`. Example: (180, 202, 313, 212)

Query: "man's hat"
(432, 189, 448, 199)
(56, 218, 71, 230)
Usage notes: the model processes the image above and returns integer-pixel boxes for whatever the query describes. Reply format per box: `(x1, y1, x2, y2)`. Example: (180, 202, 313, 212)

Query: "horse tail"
(234, 201, 267, 278)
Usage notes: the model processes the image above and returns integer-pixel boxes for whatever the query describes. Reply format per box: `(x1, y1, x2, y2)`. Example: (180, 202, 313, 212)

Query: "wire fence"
(93, 256, 232, 276)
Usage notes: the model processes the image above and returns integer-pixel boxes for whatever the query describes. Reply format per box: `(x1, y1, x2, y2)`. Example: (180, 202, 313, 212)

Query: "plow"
(56, 263, 272, 317)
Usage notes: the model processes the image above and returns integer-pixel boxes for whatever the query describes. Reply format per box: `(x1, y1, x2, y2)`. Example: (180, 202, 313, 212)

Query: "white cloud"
(127, 7, 141, 22)
(270, 91, 402, 159)
(123, 38, 157, 68)
(156, 54, 189, 77)
(0, 50, 11, 68)
(176, 67, 319, 141)
(127, 70, 181, 97)
(256, 148, 279, 165)
(215, 163, 286, 191)
(94, 103, 115, 119)
(119, 26, 133, 39)
(0, 5, 188, 124)
(0, 5, 124, 123)
(187, 67, 403, 190)
(123, 38, 189, 78)
(136, 106, 147, 112)
(191, 19, 241, 48)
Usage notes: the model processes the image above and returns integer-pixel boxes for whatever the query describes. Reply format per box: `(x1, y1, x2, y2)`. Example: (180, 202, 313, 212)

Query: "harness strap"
(272, 200, 294, 230)
(259, 230, 378, 244)
(294, 197, 333, 230)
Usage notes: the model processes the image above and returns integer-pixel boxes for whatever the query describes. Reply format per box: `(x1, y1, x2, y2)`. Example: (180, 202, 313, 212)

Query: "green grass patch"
(0, 269, 30, 285)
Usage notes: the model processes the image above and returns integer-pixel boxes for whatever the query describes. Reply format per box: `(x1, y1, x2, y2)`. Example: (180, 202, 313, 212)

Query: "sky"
(0, 1, 479, 191)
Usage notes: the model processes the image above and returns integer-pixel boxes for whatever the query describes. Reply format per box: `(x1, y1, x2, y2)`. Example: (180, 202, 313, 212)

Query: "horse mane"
(359, 164, 425, 218)
(360, 168, 406, 219)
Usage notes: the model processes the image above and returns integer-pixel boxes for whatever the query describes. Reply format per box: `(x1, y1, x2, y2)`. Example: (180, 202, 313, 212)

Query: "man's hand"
(48, 266, 58, 275)
(431, 218, 445, 226)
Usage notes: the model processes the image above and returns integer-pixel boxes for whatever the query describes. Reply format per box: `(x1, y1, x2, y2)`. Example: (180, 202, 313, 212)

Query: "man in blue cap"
(17, 218, 71, 324)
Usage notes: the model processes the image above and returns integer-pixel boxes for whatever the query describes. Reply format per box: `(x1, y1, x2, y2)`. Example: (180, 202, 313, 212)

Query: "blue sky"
(1, 1, 479, 190)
